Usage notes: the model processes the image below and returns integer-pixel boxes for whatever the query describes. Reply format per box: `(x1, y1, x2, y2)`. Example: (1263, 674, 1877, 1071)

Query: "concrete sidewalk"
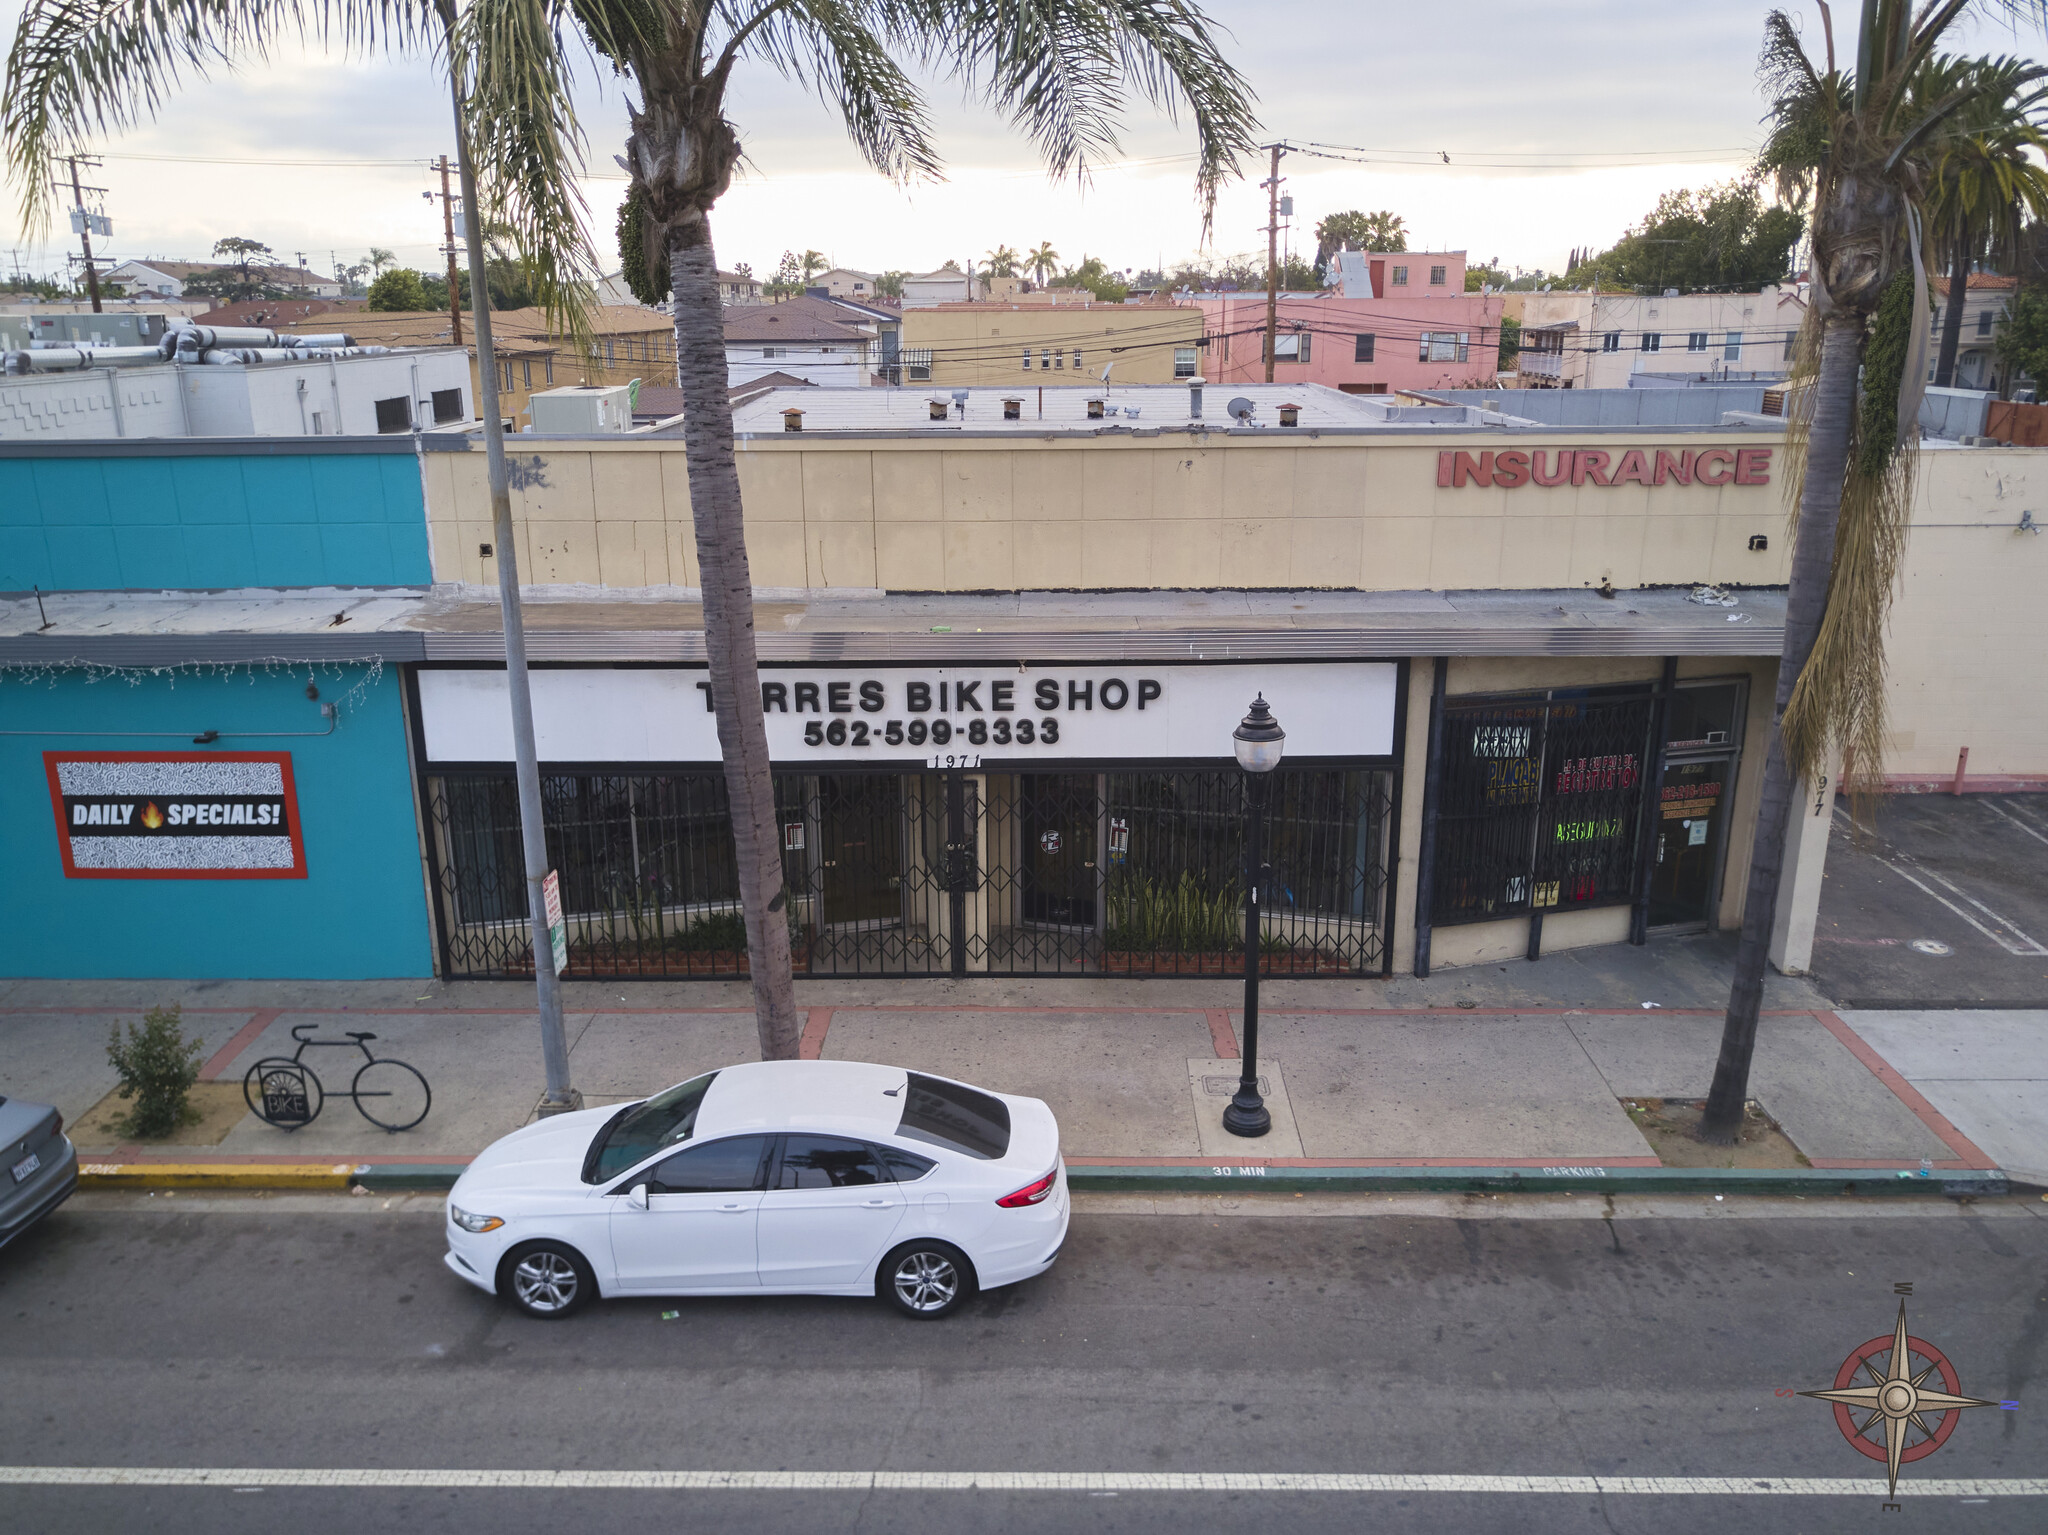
(1, 936, 2024, 1190)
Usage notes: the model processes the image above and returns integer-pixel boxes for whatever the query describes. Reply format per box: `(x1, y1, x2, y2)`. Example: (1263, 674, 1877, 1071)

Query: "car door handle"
(719, 1203, 747, 1212)
(863, 1198, 895, 1208)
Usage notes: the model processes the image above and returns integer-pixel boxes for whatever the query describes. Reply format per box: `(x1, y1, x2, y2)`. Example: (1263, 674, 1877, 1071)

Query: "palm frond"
(459, 0, 601, 352)
(885, 0, 1259, 234)
(716, 0, 940, 185)
(3, 0, 431, 236)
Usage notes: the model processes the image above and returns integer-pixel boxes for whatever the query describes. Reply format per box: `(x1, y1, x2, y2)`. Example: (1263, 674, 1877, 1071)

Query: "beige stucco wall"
(421, 430, 1796, 593)
(1880, 447, 2048, 780)
(901, 303, 1206, 387)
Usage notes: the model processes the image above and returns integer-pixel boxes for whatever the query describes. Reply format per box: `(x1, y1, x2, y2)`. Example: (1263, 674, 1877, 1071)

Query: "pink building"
(1194, 251, 1508, 394)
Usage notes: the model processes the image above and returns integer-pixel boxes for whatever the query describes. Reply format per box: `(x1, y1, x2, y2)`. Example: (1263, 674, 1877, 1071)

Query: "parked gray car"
(1, 1095, 78, 1251)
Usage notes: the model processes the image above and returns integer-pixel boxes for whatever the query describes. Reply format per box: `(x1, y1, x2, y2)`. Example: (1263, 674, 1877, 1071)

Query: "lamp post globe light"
(1224, 695, 1284, 1138)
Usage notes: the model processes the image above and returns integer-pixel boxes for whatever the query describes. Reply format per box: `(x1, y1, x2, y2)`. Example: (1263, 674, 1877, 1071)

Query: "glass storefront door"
(1646, 755, 1734, 928)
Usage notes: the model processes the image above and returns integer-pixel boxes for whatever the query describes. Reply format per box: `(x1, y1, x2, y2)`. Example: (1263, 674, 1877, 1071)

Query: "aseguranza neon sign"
(1437, 447, 1772, 488)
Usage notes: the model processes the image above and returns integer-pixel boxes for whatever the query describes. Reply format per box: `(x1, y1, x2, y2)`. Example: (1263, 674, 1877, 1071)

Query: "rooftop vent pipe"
(1002, 397, 1022, 420)
(928, 398, 948, 421)
(1278, 402, 1301, 427)
(1086, 397, 1105, 419)
(1187, 375, 1206, 419)
(782, 407, 805, 432)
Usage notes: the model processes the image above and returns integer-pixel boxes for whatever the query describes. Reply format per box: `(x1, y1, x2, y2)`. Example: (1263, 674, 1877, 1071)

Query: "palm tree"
(1910, 55, 2048, 387)
(1027, 241, 1061, 287)
(984, 244, 1020, 278)
(366, 246, 398, 278)
(799, 248, 830, 283)
(1699, 1, 2048, 1141)
(485, 1, 1257, 1059)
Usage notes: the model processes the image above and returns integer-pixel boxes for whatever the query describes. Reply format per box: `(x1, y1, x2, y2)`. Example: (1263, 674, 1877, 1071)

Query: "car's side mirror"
(626, 1183, 649, 1211)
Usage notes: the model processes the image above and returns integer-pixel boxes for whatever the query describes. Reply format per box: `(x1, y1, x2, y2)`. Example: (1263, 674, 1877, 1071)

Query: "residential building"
(1328, 250, 1470, 297)
(721, 295, 877, 388)
(1517, 286, 1806, 389)
(1930, 272, 2016, 392)
(901, 300, 1205, 386)
(1195, 291, 1508, 393)
(594, 268, 763, 307)
(811, 268, 881, 300)
(901, 266, 975, 308)
(103, 259, 345, 300)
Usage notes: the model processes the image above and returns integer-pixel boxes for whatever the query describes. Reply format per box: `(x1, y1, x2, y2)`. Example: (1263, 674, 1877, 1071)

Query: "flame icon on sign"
(139, 801, 165, 830)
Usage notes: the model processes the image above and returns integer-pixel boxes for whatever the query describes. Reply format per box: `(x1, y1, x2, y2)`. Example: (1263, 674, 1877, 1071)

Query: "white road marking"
(0, 1468, 2042, 1496)
(1981, 797, 2048, 850)
(1839, 808, 2048, 956)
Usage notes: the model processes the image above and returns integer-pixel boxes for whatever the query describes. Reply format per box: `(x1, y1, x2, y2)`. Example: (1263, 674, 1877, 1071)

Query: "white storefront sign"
(418, 663, 1398, 767)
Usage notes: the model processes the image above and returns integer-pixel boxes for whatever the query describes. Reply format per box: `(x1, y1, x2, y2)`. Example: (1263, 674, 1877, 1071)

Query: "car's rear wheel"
(879, 1240, 976, 1319)
(499, 1241, 594, 1319)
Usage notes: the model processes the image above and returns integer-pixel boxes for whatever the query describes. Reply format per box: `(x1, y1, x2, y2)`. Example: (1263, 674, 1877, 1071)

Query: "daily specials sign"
(418, 662, 1399, 767)
(44, 752, 307, 879)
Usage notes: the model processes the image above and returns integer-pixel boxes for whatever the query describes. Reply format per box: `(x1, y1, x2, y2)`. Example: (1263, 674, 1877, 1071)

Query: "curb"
(75, 1162, 2016, 1199)
(1065, 1165, 2012, 1197)
(77, 1161, 355, 1192)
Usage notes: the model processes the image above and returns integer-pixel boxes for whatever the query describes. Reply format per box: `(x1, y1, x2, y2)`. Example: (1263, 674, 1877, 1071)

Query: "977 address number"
(802, 716, 1060, 750)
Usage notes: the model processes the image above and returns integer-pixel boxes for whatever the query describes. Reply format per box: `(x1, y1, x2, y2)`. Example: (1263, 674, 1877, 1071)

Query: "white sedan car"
(444, 1059, 1067, 1320)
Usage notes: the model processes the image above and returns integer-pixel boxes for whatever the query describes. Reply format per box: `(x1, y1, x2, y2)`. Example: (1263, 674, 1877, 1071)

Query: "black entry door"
(1020, 774, 1099, 927)
(817, 775, 905, 926)
(1647, 756, 1733, 927)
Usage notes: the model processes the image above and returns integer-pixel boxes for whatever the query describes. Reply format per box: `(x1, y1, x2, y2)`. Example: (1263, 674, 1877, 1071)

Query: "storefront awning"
(1, 585, 1786, 667)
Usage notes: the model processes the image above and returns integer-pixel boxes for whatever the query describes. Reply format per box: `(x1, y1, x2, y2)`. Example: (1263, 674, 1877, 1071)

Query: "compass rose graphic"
(1799, 1300, 1995, 1496)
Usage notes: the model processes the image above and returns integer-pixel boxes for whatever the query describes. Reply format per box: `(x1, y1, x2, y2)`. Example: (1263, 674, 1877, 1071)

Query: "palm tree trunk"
(669, 214, 803, 1061)
(1934, 227, 1971, 388)
(1699, 311, 1866, 1140)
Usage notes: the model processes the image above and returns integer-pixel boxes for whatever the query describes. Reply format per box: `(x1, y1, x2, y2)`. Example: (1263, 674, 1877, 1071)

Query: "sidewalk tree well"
(574, 0, 1259, 1059)
(105, 1004, 203, 1140)
(1700, 0, 2048, 1142)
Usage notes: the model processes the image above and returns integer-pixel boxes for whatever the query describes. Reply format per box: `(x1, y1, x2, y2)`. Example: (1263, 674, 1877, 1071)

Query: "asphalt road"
(1813, 793, 2048, 1008)
(2, 1192, 2046, 1533)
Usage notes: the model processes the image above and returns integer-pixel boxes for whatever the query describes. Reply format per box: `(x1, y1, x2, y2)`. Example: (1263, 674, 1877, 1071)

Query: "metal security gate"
(423, 766, 1396, 980)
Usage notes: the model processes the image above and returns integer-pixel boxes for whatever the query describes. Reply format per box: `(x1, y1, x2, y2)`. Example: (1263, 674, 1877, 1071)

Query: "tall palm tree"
(1700, 0, 2047, 1140)
(1909, 55, 2048, 386)
(983, 243, 1020, 278)
(799, 248, 830, 282)
(1027, 240, 1061, 287)
(483, 1, 1256, 1059)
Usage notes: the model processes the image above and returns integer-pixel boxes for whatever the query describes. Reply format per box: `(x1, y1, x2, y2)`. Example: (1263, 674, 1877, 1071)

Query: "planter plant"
(104, 1004, 203, 1139)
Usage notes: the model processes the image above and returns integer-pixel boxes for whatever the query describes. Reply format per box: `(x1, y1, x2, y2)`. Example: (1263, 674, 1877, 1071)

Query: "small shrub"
(674, 910, 750, 952)
(105, 1003, 203, 1138)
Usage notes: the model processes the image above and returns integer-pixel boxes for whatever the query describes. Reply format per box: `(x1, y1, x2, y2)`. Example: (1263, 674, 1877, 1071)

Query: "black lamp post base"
(1221, 1093, 1271, 1137)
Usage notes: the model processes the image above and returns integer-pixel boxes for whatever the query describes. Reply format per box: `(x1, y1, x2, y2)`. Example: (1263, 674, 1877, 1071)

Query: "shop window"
(373, 396, 411, 434)
(1429, 687, 1655, 926)
(431, 387, 465, 424)
(1354, 333, 1376, 363)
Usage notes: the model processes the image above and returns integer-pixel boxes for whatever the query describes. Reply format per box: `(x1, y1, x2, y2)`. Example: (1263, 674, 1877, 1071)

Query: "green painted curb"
(1063, 1165, 2012, 1197)
(351, 1165, 469, 1192)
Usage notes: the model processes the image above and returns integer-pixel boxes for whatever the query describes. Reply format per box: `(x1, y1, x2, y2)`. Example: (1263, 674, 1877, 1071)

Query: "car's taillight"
(997, 1168, 1058, 1208)
(48, 1112, 62, 1143)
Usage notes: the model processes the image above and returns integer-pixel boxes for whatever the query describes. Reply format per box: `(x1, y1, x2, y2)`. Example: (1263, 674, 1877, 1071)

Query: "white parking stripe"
(1981, 797, 2048, 850)
(0, 1467, 2042, 1496)
(1837, 808, 2048, 956)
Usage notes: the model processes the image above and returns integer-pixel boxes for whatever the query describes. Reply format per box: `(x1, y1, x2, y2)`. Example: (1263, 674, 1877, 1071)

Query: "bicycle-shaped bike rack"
(244, 1024, 432, 1133)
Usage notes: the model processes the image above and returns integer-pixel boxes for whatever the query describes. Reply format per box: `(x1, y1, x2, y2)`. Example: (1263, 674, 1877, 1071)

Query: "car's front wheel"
(499, 1241, 595, 1319)
(879, 1240, 976, 1319)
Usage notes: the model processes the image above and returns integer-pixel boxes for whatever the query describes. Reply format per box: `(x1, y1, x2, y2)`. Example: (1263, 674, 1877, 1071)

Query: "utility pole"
(59, 155, 107, 312)
(436, 155, 464, 345)
(1262, 143, 1283, 383)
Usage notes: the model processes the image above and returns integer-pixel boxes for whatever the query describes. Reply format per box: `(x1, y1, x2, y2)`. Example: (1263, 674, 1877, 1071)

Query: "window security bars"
(1429, 690, 1655, 926)
(423, 767, 1395, 980)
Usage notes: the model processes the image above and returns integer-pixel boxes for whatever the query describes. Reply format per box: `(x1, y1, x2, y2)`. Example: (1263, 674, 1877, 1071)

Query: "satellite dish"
(1227, 396, 1255, 424)
(1099, 362, 1115, 385)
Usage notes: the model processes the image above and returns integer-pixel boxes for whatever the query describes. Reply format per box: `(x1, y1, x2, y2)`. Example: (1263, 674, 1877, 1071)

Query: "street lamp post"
(1224, 695, 1285, 1138)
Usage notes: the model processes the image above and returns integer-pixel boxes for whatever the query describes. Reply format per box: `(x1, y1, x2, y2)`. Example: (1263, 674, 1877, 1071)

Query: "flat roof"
(0, 584, 1790, 665)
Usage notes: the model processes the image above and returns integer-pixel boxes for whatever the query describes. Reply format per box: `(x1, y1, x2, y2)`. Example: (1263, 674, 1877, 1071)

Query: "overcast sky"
(5, 1, 2046, 286)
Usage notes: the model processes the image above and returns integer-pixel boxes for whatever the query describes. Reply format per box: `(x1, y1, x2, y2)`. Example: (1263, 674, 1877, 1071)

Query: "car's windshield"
(897, 1073, 1010, 1160)
(584, 1072, 719, 1183)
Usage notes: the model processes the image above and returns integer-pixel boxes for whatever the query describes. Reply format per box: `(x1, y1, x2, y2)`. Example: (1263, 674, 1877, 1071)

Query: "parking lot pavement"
(1809, 793, 2048, 1008)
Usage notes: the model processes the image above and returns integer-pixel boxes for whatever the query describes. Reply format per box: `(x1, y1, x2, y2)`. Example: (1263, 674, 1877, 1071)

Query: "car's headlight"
(449, 1205, 504, 1234)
